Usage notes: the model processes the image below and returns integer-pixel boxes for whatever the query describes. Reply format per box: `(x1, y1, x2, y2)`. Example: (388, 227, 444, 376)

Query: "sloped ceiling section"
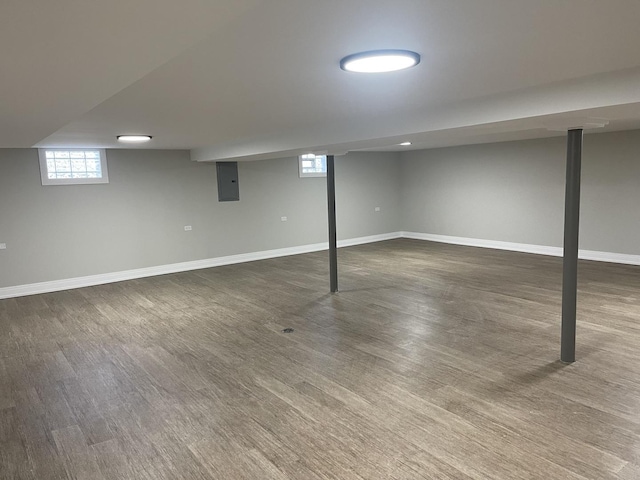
(0, 0, 262, 147)
(6, 0, 640, 158)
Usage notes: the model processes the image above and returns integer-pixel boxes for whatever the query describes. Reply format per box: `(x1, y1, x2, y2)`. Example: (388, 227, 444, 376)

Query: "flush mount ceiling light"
(117, 135, 152, 143)
(399, 142, 412, 146)
(340, 50, 420, 73)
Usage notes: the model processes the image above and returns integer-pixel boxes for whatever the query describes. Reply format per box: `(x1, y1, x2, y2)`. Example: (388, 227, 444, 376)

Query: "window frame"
(298, 154, 327, 178)
(38, 148, 109, 186)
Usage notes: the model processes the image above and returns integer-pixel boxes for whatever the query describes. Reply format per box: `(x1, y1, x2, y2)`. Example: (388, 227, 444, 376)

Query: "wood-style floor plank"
(1, 238, 640, 478)
(52, 425, 105, 480)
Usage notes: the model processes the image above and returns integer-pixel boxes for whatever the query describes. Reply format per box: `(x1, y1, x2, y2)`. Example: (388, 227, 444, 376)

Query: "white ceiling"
(3, 0, 640, 160)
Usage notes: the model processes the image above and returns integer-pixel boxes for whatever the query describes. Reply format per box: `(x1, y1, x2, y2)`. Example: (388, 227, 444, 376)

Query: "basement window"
(38, 149, 109, 185)
(298, 154, 327, 178)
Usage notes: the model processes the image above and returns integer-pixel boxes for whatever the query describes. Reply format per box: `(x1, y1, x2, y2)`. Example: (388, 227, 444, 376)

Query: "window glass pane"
(55, 159, 71, 171)
(85, 158, 99, 171)
(302, 155, 325, 173)
(71, 159, 87, 172)
(40, 148, 107, 185)
(299, 154, 327, 176)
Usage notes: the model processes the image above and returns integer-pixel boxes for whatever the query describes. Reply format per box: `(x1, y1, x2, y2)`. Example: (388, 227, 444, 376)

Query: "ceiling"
(3, 0, 640, 161)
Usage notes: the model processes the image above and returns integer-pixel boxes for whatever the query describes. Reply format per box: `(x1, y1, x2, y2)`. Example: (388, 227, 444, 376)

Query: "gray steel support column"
(327, 155, 338, 293)
(561, 128, 583, 363)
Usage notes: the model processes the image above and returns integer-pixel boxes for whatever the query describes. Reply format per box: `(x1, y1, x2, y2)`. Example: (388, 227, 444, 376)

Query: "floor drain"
(282, 328, 294, 333)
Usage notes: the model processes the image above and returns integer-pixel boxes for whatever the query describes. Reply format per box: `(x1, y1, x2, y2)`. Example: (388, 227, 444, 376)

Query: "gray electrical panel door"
(216, 162, 239, 202)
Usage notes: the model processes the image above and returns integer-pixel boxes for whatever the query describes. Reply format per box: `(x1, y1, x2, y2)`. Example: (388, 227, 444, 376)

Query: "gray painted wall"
(0, 150, 401, 288)
(400, 130, 640, 255)
(3, 129, 639, 290)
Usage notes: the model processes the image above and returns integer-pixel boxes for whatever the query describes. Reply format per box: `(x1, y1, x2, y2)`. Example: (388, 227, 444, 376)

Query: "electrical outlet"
(0, 243, 6, 250)
(184, 226, 192, 231)
(281, 216, 288, 222)
(374, 207, 381, 212)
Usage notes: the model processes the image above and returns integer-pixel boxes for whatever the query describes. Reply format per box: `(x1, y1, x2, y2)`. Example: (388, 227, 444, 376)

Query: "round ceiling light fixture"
(399, 142, 412, 146)
(117, 135, 152, 143)
(340, 49, 420, 73)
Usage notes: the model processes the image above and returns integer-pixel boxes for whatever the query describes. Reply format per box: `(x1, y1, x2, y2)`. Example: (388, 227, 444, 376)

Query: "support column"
(327, 155, 338, 293)
(561, 128, 583, 363)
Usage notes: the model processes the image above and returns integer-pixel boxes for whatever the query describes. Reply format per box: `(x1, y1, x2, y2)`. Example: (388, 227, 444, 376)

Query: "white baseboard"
(0, 232, 402, 300)
(338, 232, 402, 248)
(4, 230, 637, 300)
(401, 232, 562, 257)
(401, 231, 640, 266)
(578, 249, 640, 266)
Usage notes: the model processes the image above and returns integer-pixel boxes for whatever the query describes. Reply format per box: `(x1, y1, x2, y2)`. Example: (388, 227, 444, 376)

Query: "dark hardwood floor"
(1, 238, 640, 479)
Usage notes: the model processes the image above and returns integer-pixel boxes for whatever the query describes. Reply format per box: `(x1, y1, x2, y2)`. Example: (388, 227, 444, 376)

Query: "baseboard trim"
(0, 232, 402, 299)
(338, 232, 402, 248)
(578, 249, 640, 266)
(5, 231, 637, 300)
(401, 232, 562, 256)
(401, 231, 640, 266)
